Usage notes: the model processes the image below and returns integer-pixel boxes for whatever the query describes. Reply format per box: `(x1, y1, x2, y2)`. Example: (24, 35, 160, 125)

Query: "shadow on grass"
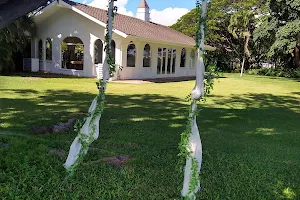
(0, 89, 188, 135)
(1, 89, 300, 199)
(249, 75, 300, 82)
(144, 75, 228, 83)
(2, 72, 92, 79)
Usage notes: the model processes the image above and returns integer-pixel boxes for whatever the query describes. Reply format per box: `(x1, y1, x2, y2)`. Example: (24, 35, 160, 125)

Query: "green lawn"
(0, 73, 300, 199)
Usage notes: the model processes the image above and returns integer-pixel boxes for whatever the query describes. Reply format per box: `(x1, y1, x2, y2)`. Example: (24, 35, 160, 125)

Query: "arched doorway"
(94, 39, 103, 64)
(94, 39, 104, 78)
(61, 37, 84, 70)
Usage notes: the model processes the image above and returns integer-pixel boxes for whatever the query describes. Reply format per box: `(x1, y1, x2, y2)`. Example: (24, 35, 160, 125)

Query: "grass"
(0, 73, 300, 199)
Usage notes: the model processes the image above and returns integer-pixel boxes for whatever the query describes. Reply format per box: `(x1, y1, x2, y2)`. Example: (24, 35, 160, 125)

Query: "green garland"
(195, 0, 207, 51)
(178, 0, 214, 198)
(178, 101, 200, 199)
(104, 2, 118, 78)
(66, 1, 117, 176)
(66, 82, 106, 175)
(179, 67, 218, 198)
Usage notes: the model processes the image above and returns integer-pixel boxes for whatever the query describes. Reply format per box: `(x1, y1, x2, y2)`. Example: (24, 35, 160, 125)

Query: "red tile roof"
(64, 0, 196, 47)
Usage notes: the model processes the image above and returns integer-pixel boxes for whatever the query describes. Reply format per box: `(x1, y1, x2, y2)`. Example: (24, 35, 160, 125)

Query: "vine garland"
(104, 2, 118, 78)
(65, 1, 118, 175)
(178, 0, 213, 199)
(178, 66, 217, 199)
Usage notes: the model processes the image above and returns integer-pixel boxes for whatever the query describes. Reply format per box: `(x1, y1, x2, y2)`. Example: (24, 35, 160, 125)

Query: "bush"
(247, 68, 300, 79)
(247, 69, 260, 75)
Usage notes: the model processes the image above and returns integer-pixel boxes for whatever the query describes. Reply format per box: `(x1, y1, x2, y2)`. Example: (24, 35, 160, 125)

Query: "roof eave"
(33, 1, 59, 24)
(127, 35, 215, 51)
(126, 35, 193, 48)
(59, 0, 128, 38)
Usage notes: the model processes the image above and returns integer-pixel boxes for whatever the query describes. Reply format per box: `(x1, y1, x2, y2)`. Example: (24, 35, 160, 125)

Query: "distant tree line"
(171, 0, 300, 73)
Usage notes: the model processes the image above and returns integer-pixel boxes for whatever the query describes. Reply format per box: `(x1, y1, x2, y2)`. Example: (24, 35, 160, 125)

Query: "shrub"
(247, 68, 300, 79)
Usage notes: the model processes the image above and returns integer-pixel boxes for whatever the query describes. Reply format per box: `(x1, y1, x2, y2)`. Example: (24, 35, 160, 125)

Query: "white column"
(118, 42, 128, 80)
(175, 47, 181, 76)
(84, 38, 93, 77)
(135, 42, 144, 79)
(151, 44, 158, 78)
(136, 42, 144, 68)
(89, 37, 97, 77)
(31, 37, 38, 58)
(42, 39, 46, 71)
(111, 37, 122, 80)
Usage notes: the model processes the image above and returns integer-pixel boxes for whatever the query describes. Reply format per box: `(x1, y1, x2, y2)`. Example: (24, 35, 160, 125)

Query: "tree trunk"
(241, 56, 245, 77)
(244, 35, 250, 58)
(240, 35, 250, 77)
(295, 45, 300, 68)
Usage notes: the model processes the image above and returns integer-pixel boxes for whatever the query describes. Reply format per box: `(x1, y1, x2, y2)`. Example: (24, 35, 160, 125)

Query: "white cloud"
(87, 0, 189, 26)
(88, 0, 134, 17)
(150, 8, 189, 26)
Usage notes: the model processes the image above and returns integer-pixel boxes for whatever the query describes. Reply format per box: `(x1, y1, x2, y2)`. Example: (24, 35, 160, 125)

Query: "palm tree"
(228, 10, 255, 76)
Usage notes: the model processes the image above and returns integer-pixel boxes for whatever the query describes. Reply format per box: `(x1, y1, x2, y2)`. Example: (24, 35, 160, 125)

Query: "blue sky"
(73, 0, 195, 26)
(74, 0, 196, 12)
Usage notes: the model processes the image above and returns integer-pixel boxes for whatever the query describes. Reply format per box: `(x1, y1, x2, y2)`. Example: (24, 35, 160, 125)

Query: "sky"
(73, 0, 196, 26)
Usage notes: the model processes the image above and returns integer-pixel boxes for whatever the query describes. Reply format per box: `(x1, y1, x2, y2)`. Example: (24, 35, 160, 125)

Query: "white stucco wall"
(118, 38, 196, 80)
(33, 5, 197, 80)
(34, 7, 107, 77)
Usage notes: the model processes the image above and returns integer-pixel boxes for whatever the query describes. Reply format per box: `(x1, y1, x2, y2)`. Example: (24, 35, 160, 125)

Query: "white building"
(32, 0, 214, 80)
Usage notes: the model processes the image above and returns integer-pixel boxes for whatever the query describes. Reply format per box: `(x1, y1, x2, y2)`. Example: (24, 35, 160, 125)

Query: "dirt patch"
(125, 142, 137, 147)
(31, 118, 76, 134)
(48, 149, 66, 157)
(84, 154, 131, 167)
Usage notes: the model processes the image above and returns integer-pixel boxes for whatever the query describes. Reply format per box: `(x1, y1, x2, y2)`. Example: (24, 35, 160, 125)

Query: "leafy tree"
(170, 9, 198, 38)
(171, 0, 265, 72)
(0, 16, 35, 73)
(253, 0, 300, 68)
(228, 10, 255, 76)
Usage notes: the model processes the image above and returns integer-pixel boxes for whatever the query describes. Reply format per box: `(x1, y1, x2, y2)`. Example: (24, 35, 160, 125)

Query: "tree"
(171, 0, 274, 74)
(228, 10, 255, 76)
(171, 0, 262, 72)
(253, 0, 300, 68)
(170, 9, 199, 38)
(0, 16, 35, 73)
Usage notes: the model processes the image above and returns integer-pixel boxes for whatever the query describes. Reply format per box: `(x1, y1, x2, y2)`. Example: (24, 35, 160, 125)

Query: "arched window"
(38, 39, 43, 60)
(127, 42, 136, 67)
(143, 44, 151, 67)
(46, 38, 52, 61)
(94, 39, 103, 64)
(111, 40, 116, 62)
(61, 37, 84, 70)
(180, 48, 186, 67)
